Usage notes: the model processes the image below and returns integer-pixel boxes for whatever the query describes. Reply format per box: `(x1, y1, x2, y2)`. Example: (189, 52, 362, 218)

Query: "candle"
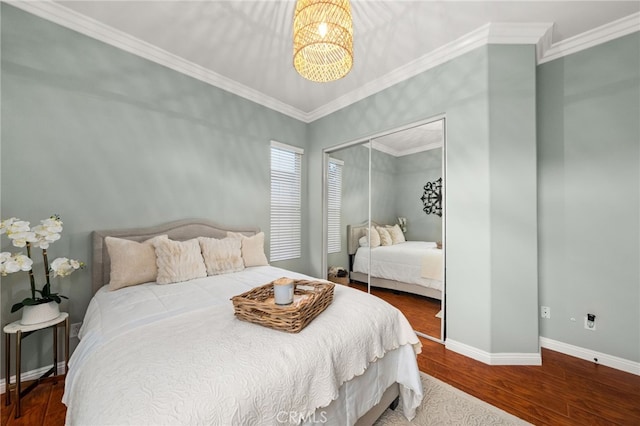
(273, 277, 294, 305)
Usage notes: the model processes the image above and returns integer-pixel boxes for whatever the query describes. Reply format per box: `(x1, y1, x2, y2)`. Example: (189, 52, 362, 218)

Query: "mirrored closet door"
(323, 118, 446, 342)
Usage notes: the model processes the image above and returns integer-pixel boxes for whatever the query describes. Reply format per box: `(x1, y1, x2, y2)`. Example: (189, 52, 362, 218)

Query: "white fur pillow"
(366, 227, 380, 248)
(227, 232, 269, 267)
(152, 238, 207, 285)
(377, 226, 392, 246)
(198, 237, 244, 275)
(106, 235, 167, 291)
(387, 224, 406, 244)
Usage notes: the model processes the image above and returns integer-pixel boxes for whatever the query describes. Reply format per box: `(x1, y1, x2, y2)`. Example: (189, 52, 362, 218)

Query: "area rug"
(374, 373, 531, 425)
(435, 310, 443, 318)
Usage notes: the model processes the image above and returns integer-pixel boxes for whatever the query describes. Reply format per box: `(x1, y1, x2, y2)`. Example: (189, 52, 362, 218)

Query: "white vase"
(20, 301, 60, 325)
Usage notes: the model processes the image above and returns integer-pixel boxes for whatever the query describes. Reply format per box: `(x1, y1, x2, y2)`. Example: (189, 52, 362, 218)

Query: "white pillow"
(227, 231, 269, 267)
(152, 238, 207, 285)
(387, 224, 406, 244)
(377, 226, 392, 246)
(198, 237, 244, 275)
(106, 235, 168, 291)
(358, 236, 368, 247)
(366, 227, 380, 248)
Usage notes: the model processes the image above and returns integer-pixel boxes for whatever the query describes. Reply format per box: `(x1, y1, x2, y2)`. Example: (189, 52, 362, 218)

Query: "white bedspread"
(353, 241, 443, 290)
(63, 266, 423, 425)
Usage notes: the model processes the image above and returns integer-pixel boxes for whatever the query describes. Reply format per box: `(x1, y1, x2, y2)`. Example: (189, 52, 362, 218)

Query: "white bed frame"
(91, 218, 400, 425)
(347, 222, 442, 301)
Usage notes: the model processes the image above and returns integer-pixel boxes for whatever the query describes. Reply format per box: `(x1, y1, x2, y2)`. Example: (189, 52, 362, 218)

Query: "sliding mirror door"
(326, 141, 371, 292)
(324, 118, 445, 342)
(369, 119, 445, 340)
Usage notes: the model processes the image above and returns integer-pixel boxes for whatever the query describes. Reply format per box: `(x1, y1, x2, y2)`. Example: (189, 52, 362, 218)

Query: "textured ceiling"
(51, 1, 640, 119)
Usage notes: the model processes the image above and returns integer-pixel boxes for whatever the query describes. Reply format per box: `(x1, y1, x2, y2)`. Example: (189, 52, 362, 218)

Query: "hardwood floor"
(349, 282, 442, 339)
(2, 285, 639, 425)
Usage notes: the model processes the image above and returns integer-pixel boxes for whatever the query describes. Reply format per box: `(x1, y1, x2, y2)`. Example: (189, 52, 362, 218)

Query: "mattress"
(353, 241, 443, 290)
(63, 265, 423, 425)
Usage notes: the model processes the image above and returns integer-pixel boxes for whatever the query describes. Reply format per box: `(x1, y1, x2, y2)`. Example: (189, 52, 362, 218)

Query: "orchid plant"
(0, 215, 84, 313)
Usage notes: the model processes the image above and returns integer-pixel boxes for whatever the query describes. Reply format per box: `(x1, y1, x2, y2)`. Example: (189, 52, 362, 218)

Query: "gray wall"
(0, 5, 308, 374)
(537, 33, 640, 362)
(488, 45, 539, 354)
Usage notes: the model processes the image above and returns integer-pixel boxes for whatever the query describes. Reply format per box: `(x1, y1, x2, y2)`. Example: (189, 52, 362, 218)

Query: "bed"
(62, 219, 423, 425)
(347, 222, 443, 300)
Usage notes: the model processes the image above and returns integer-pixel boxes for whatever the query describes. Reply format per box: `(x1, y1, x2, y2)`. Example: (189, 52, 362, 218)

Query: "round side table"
(3, 312, 69, 419)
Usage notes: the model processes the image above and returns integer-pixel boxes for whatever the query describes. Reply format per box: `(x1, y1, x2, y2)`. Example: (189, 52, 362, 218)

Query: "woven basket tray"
(231, 279, 335, 333)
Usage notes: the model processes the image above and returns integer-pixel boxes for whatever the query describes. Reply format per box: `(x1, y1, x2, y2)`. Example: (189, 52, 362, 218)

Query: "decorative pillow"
(227, 232, 269, 267)
(198, 237, 244, 275)
(152, 238, 207, 285)
(366, 227, 380, 248)
(387, 224, 406, 244)
(377, 226, 392, 246)
(106, 235, 168, 291)
(358, 236, 368, 247)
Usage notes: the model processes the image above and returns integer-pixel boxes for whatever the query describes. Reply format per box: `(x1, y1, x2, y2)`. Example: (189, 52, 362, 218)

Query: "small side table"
(3, 312, 69, 418)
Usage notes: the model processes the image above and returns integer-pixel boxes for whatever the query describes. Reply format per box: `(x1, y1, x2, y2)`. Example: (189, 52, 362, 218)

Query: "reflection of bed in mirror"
(347, 222, 443, 300)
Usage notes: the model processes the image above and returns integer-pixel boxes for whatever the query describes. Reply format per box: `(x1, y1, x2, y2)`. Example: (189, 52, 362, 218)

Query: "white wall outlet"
(70, 322, 82, 338)
(584, 316, 596, 331)
(541, 306, 550, 319)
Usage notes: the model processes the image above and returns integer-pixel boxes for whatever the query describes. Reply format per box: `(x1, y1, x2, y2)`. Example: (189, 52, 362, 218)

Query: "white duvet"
(63, 266, 423, 425)
(353, 241, 443, 290)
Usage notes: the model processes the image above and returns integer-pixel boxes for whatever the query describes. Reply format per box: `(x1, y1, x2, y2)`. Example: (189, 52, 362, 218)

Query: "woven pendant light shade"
(293, 0, 353, 82)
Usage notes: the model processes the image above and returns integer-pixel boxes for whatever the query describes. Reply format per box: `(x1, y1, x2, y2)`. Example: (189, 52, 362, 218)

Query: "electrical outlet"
(70, 322, 82, 338)
(584, 315, 596, 331)
(541, 306, 550, 319)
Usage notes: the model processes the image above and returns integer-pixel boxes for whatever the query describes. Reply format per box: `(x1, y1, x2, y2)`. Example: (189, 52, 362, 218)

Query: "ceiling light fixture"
(293, 0, 353, 83)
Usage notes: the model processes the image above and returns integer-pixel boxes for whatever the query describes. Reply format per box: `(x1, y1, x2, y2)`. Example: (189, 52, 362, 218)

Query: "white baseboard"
(0, 361, 66, 394)
(540, 337, 640, 376)
(445, 339, 542, 366)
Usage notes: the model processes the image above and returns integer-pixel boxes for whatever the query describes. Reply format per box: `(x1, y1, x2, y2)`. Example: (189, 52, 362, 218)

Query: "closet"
(323, 117, 446, 341)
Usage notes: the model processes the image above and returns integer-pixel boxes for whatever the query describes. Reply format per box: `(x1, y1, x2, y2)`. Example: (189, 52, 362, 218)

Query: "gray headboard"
(92, 218, 260, 295)
(346, 221, 382, 255)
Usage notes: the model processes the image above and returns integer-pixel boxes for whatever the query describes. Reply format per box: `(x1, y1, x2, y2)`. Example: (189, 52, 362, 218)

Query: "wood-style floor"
(2, 284, 639, 425)
(349, 282, 442, 339)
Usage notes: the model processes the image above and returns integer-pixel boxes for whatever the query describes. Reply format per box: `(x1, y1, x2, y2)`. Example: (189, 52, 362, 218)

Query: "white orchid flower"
(8, 231, 37, 248)
(40, 216, 63, 233)
(51, 257, 81, 277)
(0, 253, 33, 275)
(0, 218, 17, 235)
(70, 259, 81, 270)
(13, 254, 33, 271)
(32, 224, 62, 249)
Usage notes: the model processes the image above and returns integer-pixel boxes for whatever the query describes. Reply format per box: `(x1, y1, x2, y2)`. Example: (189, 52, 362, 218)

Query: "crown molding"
(306, 22, 553, 122)
(369, 140, 442, 157)
(7, 1, 638, 123)
(539, 12, 640, 64)
(6, 0, 310, 122)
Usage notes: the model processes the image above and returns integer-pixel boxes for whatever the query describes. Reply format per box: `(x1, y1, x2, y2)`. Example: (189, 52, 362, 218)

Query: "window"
(327, 157, 343, 254)
(270, 141, 303, 262)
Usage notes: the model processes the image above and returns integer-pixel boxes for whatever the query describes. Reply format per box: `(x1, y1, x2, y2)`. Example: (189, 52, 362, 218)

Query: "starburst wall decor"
(420, 177, 442, 217)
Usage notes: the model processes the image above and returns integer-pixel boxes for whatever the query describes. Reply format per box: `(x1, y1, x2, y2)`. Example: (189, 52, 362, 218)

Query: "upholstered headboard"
(346, 221, 382, 255)
(92, 218, 260, 295)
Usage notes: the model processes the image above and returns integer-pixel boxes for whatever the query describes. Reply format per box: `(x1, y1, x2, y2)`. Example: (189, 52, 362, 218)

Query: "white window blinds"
(270, 141, 303, 262)
(327, 158, 343, 254)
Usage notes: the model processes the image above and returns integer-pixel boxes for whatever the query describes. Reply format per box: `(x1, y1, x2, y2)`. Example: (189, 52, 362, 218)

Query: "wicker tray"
(231, 279, 335, 333)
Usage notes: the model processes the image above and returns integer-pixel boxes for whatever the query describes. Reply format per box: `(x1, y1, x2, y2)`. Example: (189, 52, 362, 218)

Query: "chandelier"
(293, 0, 353, 83)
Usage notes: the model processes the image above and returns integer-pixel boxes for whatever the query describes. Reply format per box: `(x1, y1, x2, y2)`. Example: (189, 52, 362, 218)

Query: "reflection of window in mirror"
(327, 158, 343, 255)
